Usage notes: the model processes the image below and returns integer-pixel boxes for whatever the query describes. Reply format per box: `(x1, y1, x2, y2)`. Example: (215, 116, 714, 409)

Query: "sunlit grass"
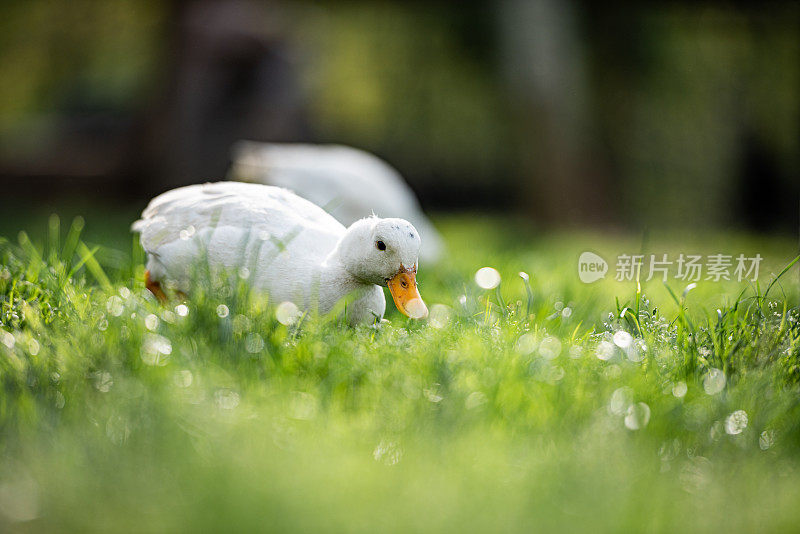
(1, 214, 799, 532)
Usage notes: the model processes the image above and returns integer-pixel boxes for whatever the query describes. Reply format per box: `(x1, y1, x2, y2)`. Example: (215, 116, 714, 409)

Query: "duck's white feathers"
(134, 181, 343, 247)
(133, 182, 385, 320)
(230, 142, 443, 263)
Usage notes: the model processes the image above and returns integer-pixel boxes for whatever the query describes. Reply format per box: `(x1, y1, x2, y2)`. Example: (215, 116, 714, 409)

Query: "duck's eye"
(375, 240, 386, 251)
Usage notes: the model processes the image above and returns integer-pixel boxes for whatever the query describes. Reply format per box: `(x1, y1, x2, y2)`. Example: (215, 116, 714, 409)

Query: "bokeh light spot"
(703, 368, 726, 395)
(276, 301, 301, 325)
(475, 267, 501, 289)
(613, 331, 633, 349)
(144, 314, 159, 331)
(725, 410, 748, 435)
(539, 336, 562, 359)
(625, 402, 651, 430)
(429, 304, 452, 329)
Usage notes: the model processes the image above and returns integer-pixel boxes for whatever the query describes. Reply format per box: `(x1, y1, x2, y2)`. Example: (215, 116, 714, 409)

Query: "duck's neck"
(317, 250, 365, 313)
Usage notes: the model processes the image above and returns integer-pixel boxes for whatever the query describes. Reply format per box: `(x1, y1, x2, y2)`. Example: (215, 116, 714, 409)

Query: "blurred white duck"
(229, 142, 444, 263)
(132, 182, 428, 325)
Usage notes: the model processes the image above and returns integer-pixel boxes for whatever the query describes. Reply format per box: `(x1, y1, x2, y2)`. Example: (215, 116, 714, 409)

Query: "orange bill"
(387, 270, 428, 319)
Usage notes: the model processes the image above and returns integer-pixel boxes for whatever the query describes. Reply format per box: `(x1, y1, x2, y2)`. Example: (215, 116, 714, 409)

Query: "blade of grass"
(75, 242, 112, 291)
(18, 231, 42, 283)
(763, 254, 800, 301)
(62, 216, 85, 267)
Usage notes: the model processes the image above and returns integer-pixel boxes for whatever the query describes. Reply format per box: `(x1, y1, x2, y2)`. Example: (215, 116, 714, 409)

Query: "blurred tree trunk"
(138, 0, 310, 194)
(498, 0, 615, 226)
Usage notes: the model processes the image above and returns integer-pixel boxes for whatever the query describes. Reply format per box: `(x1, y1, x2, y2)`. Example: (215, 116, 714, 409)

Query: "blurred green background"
(1, 4, 800, 531)
(0, 0, 797, 233)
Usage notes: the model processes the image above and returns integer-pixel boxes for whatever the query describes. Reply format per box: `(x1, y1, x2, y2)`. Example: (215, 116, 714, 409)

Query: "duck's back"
(133, 182, 346, 304)
(231, 142, 417, 224)
(231, 142, 444, 262)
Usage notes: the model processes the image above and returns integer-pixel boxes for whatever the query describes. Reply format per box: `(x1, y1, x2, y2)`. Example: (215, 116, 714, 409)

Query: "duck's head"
(336, 217, 428, 319)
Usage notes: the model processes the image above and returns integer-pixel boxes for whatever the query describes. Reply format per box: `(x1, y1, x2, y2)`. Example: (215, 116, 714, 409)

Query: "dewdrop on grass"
(613, 331, 633, 349)
(428, 304, 452, 329)
(538, 336, 562, 359)
(214, 389, 240, 410)
(475, 267, 501, 289)
(276, 301, 301, 326)
(144, 314, 159, 331)
(174, 370, 193, 388)
(625, 403, 651, 430)
(2, 331, 16, 350)
(609, 387, 633, 416)
(725, 410, 748, 435)
(759, 430, 776, 450)
(703, 368, 726, 395)
(515, 333, 537, 355)
(106, 296, 124, 317)
(245, 333, 265, 353)
(596, 340, 615, 361)
(141, 334, 172, 366)
(672, 381, 688, 398)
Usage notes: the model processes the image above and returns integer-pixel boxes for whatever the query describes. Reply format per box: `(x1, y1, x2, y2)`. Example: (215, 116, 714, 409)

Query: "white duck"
(229, 141, 444, 264)
(132, 182, 428, 325)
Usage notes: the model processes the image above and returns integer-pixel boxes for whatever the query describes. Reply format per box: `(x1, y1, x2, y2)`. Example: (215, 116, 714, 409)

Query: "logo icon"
(578, 251, 608, 283)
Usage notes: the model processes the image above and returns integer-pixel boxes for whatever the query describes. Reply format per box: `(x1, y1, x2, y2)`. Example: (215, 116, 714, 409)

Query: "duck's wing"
(133, 182, 345, 253)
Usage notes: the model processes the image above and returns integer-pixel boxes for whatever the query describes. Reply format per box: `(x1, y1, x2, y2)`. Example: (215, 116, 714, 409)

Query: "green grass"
(1, 211, 799, 533)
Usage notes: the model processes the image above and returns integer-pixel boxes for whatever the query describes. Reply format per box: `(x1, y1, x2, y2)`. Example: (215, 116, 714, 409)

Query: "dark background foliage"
(0, 0, 797, 233)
